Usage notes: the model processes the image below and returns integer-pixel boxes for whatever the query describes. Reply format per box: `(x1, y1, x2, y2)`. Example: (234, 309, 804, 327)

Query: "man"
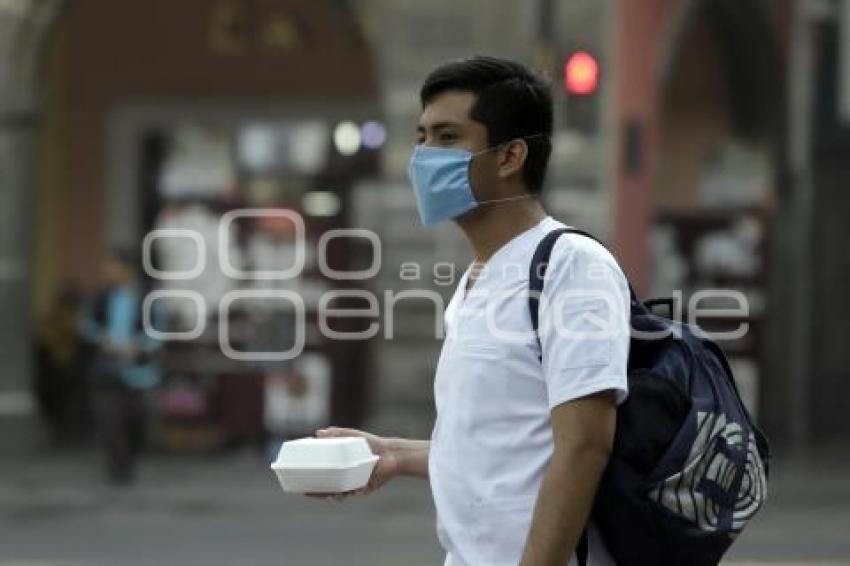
(314, 56, 630, 566)
(81, 249, 161, 484)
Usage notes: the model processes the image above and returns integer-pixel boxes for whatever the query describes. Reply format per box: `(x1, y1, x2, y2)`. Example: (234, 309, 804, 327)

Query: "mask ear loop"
(472, 133, 549, 205)
(477, 193, 536, 205)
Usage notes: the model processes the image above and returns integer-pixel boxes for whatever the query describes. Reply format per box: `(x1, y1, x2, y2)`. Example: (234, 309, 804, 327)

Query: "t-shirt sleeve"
(538, 236, 630, 410)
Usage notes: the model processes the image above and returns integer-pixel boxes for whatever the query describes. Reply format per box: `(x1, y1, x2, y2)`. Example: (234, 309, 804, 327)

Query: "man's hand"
(304, 427, 430, 502)
(307, 427, 399, 501)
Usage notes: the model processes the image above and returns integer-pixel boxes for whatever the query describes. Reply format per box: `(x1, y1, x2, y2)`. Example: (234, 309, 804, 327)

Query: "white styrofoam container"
(270, 437, 379, 494)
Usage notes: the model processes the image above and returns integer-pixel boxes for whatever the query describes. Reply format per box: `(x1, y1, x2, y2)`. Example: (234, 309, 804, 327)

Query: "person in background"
(80, 249, 162, 484)
(33, 285, 91, 445)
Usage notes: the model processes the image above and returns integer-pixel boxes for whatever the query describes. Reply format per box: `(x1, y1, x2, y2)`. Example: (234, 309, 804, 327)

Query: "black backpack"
(529, 228, 770, 566)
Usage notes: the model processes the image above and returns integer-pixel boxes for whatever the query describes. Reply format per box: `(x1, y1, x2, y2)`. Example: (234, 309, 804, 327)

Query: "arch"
(655, 0, 786, 212)
(659, 0, 785, 141)
(650, 0, 789, 439)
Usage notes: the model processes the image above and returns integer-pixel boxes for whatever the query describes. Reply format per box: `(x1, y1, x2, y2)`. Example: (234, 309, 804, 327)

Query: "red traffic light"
(564, 51, 599, 96)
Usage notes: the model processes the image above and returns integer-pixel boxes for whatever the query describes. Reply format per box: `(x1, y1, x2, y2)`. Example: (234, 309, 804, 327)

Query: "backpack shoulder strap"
(528, 228, 571, 335)
(529, 227, 637, 336)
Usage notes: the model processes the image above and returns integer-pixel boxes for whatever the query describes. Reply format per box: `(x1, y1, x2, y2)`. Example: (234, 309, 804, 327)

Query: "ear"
(496, 139, 529, 180)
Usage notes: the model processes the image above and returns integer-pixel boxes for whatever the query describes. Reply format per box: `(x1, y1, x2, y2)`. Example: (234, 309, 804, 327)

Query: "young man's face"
(415, 90, 505, 205)
(416, 90, 486, 152)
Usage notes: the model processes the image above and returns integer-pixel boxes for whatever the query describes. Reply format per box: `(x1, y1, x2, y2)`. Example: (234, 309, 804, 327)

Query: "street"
(1, 424, 849, 566)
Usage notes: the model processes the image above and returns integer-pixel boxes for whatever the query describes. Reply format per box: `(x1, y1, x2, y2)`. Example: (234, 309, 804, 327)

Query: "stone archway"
(656, 0, 784, 213)
(26, 0, 383, 433)
(612, 0, 788, 437)
(612, 0, 787, 285)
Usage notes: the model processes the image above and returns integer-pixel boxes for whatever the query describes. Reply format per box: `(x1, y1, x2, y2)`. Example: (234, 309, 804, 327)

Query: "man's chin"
(454, 206, 485, 228)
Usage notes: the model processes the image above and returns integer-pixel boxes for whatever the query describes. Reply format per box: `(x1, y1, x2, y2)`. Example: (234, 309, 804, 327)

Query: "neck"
(456, 196, 547, 263)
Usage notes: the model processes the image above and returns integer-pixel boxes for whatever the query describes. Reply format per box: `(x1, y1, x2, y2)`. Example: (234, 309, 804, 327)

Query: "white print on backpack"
(649, 410, 768, 534)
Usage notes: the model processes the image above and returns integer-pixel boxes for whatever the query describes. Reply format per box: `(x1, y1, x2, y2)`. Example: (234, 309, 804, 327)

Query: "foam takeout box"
(270, 437, 379, 494)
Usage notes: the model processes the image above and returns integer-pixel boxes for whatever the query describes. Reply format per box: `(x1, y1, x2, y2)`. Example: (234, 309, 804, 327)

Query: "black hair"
(420, 56, 554, 194)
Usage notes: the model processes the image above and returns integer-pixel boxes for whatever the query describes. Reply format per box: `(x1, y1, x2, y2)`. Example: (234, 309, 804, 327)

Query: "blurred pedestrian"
(33, 285, 92, 445)
(81, 249, 161, 484)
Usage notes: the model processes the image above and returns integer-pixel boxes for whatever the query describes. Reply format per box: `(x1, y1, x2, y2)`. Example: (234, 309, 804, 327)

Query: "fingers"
(364, 476, 382, 495)
(304, 489, 361, 502)
(305, 492, 341, 501)
(315, 427, 362, 438)
(304, 493, 332, 500)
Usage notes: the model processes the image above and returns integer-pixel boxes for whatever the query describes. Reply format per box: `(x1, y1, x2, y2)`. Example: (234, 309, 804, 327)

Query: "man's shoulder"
(529, 224, 628, 304)
(538, 222, 621, 272)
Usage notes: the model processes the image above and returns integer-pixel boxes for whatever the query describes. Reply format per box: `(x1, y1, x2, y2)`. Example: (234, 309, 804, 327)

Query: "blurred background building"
(2, 0, 847, 450)
(1, 0, 850, 562)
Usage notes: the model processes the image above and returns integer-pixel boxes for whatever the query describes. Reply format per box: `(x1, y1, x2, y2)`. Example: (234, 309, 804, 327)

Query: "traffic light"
(563, 50, 600, 133)
(564, 51, 600, 96)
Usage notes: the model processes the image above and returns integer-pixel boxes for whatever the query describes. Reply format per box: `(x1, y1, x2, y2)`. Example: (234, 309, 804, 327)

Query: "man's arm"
(385, 437, 431, 479)
(519, 390, 617, 566)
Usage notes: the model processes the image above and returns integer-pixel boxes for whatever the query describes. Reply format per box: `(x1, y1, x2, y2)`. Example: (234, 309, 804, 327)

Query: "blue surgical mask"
(407, 136, 544, 227)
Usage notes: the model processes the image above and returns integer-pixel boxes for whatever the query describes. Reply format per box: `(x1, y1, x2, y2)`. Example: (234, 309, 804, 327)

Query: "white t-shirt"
(429, 217, 630, 566)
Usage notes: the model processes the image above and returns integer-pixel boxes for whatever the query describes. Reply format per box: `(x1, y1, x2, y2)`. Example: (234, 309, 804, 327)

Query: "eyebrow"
(416, 120, 463, 134)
